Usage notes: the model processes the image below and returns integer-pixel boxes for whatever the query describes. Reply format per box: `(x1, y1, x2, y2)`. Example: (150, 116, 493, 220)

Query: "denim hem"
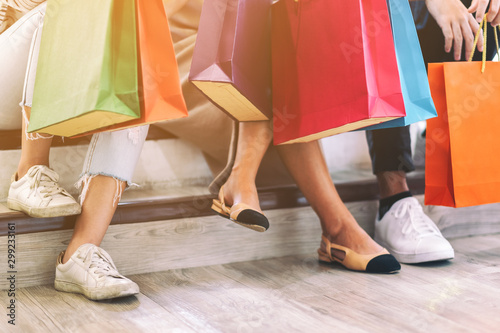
(75, 172, 138, 206)
(76, 172, 136, 188)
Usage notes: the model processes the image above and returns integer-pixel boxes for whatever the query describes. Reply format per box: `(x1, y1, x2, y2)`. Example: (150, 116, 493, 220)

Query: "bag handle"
(468, 14, 500, 72)
(494, 23, 500, 57)
(469, 14, 488, 72)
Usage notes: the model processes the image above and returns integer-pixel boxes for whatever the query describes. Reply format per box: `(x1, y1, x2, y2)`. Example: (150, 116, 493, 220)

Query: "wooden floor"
(2, 233, 499, 333)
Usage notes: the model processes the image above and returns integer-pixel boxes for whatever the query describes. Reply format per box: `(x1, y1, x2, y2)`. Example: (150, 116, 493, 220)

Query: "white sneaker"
(374, 197, 454, 264)
(55, 244, 139, 301)
(7, 165, 81, 218)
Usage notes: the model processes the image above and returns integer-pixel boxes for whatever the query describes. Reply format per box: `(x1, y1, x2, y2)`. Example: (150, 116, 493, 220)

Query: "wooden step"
(2, 170, 500, 289)
(1, 172, 421, 289)
(0, 126, 176, 151)
(0, 200, 371, 289)
(0, 136, 214, 202)
(0, 171, 426, 237)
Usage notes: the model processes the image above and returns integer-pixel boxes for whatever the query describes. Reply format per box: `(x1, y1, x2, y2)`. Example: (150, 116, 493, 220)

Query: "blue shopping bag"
(362, 0, 437, 131)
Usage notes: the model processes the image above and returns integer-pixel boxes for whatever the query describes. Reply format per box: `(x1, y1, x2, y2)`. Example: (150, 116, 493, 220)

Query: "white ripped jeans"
(0, 3, 148, 201)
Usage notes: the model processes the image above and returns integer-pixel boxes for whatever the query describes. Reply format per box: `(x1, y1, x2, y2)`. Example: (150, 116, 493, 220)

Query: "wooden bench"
(0, 164, 429, 289)
(0, 125, 176, 150)
(0, 171, 426, 237)
(0, 125, 426, 237)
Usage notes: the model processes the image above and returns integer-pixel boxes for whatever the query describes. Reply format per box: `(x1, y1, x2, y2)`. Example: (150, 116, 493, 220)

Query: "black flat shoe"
(318, 235, 401, 273)
(211, 186, 269, 232)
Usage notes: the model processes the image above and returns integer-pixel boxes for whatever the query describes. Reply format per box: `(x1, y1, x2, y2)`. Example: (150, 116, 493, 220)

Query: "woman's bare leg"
(8, 107, 80, 218)
(17, 107, 52, 178)
(221, 122, 382, 254)
(276, 141, 383, 255)
(54, 127, 148, 300)
(222, 121, 273, 211)
(55, 175, 139, 300)
(62, 176, 125, 263)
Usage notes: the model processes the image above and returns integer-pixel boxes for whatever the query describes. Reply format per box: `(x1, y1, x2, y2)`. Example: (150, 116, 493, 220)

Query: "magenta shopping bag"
(272, 0, 405, 144)
(190, 0, 273, 121)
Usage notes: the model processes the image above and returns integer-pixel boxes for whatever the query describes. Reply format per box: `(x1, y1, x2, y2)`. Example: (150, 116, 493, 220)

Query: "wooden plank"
(0, 286, 194, 333)
(0, 170, 426, 237)
(3, 193, 500, 289)
(133, 234, 500, 333)
(0, 206, 324, 289)
(137, 266, 364, 333)
(2, 193, 500, 290)
(0, 200, 382, 289)
(0, 126, 177, 151)
(2, 234, 499, 332)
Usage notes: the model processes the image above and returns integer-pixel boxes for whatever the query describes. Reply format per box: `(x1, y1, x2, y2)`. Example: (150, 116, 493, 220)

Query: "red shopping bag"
(72, 0, 188, 137)
(272, 0, 405, 145)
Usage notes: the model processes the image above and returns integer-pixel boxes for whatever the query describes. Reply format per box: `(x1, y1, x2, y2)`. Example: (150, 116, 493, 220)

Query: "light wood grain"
(0, 286, 194, 333)
(0, 205, 326, 289)
(1, 234, 499, 333)
(2, 195, 500, 289)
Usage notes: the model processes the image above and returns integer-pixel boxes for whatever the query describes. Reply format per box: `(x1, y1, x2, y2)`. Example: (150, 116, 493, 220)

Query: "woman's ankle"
(222, 175, 261, 211)
(62, 240, 98, 264)
(62, 247, 76, 264)
(321, 223, 382, 255)
(16, 162, 50, 179)
(321, 224, 347, 244)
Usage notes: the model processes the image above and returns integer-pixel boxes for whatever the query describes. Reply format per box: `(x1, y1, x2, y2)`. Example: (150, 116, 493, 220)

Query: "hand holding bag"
(426, 17, 500, 207)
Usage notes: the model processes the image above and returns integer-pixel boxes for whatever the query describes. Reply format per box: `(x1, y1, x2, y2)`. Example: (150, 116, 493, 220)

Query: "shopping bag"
(426, 21, 500, 207)
(362, 0, 437, 131)
(72, 0, 188, 137)
(272, 0, 405, 145)
(189, 0, 273, 121)
(28, 0, 140, 137)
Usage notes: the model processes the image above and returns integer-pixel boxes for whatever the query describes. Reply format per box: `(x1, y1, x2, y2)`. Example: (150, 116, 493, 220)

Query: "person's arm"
(425, 0, 483, 60)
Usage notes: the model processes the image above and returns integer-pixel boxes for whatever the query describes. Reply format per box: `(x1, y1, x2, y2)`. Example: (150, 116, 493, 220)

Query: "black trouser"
(365, 0, 497, 174)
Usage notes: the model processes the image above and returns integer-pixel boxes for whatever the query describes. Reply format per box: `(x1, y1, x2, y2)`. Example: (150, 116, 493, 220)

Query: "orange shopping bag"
(74, 0, 188, 137)
(426, 19, 500, 208)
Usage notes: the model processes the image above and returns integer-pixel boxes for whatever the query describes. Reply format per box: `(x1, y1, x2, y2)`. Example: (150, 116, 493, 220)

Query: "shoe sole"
(54, 280, 139, 301)
(375, 240, 454, 264)
(7, 199, 81, 218)
(392, 250, 454, 264)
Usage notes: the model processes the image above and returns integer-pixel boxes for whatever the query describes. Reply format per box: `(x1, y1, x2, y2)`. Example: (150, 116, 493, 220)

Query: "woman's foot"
(221, 172, 262, 213)
(319, 212, 400, 273)
(322, 222, 383, 256)
(55, 244, 139, 301)
(212, 173, 269, 232)
(7, 165, 81, 218)
(318, 235, 400, 273)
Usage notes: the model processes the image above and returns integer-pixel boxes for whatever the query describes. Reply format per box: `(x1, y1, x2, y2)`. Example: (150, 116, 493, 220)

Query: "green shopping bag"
(28, 0, 140, 137)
